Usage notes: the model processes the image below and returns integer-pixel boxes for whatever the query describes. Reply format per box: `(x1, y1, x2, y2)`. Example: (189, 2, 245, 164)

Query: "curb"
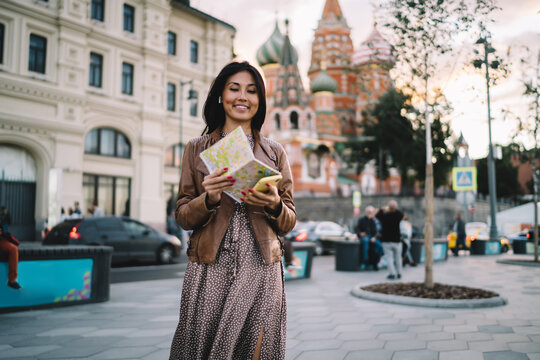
(496, 259, 540, 267)
(351, 285, 507, 309)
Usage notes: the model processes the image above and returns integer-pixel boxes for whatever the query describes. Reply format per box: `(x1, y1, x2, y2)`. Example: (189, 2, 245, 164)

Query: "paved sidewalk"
(1, 253, 540, 359)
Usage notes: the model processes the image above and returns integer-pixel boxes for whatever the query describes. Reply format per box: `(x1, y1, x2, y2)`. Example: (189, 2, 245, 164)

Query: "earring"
(218, 96, 222, 103)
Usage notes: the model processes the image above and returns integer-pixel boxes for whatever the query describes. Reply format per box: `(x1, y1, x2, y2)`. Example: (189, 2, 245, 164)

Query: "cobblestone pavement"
(1, 253, 539, 359)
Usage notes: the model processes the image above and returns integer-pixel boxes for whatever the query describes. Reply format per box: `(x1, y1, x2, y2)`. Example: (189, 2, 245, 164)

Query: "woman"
(169, 61, 296, 360)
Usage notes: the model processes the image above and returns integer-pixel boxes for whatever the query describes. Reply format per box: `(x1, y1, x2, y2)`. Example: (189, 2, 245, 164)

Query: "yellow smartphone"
(253, 174, 282, 192)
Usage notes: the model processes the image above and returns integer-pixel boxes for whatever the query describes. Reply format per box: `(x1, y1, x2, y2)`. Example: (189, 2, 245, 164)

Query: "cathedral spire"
(322, 0, 344, 21)
(274, 19, 306, 109)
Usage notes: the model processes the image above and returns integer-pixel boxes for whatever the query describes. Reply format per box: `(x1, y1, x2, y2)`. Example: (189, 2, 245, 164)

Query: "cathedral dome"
(310, 68, 337, 93)
(256, 22, 285, 67)
(352, 25, 396, 67)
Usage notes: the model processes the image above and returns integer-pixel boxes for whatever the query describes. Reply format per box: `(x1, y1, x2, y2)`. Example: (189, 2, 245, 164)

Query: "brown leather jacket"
(175, 130, 296, 264)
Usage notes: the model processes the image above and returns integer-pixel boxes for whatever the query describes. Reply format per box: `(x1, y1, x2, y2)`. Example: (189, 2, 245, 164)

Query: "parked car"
(447, 222, 509, 253)
(509, 226, 540, 243)
(43, 216, 182, 264)
(284, 221, 356, 256)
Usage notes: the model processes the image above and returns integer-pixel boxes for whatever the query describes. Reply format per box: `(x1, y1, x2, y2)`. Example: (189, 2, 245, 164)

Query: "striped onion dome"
(256, 22, 285, 66)
(310, 68, 337, 93)
(352, 25, 396, 67)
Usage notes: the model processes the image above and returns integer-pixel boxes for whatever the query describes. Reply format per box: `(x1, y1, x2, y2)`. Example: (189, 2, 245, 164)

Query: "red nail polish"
(223, 167, 228, 171)
(248, 189, 254, 193)
(227, 176, 233, 179)
(266, 183, 270, 187)
(241, 191, 246, 196)
(240, 198, 244, 202)
(230, 179, 236, 183)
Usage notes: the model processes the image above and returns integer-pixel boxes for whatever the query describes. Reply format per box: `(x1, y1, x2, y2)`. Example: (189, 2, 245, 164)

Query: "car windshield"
(52, 219, 81, 233)
(293, 222, 316, 232)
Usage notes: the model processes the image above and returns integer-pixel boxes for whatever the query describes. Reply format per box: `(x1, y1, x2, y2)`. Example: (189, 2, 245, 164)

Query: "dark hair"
(202, 61, 267, 135)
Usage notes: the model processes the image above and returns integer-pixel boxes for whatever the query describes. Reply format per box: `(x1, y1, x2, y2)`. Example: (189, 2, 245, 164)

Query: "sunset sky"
(191, 0, 540, 159)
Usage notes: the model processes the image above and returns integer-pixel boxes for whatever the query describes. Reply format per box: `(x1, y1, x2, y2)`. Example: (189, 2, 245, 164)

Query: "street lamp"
(178, 79, 196, 178)
(474, 34, 499, 241)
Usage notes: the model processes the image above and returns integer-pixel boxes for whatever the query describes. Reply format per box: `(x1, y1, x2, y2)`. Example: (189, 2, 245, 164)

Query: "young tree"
(378, 0, 498, 288)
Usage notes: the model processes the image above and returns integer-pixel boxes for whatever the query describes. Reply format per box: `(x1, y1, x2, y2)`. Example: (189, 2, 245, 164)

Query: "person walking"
(376, 200, 404, 280)
(356, 206, 377, 267)
(453, 212, 466, 256)
(0, 226, 21, 289)
(91, 203, 103, 217)
(169, 61, 296, 360)
(0, 206, 11, 232)
(400, 214, 416, 266)
(72, 201, 82, 219)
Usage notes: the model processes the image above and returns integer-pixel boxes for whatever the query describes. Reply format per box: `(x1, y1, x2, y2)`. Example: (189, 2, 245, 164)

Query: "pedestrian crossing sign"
(452, 167, 477, 191)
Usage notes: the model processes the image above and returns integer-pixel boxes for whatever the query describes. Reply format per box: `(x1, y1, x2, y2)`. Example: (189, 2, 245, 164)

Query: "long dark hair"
(202, 61, 267, 135)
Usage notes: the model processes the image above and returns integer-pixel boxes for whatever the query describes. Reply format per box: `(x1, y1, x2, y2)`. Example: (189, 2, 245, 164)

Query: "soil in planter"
(361, 282, 499, 300)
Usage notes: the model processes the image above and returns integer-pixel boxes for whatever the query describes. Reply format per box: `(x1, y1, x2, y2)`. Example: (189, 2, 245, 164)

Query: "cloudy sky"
(191, 0, 540, 159)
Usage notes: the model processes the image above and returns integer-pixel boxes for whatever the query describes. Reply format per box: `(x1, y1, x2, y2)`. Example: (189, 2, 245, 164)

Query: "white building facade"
(0, 0, 235, 241)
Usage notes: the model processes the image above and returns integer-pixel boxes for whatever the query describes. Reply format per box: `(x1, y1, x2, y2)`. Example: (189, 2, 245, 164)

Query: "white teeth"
(235, 105, 248, 110)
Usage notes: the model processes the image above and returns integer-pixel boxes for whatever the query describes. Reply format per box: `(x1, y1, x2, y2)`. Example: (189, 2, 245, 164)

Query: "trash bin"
(411, 238, 423, 264)
(512, 240, 526, 254)
(335, 240, 361, 271)
(470, 239, 486, 255)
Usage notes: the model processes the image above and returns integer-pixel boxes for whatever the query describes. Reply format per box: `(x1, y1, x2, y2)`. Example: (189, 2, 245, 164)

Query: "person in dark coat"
(376, 200, 404, 280)
(0, 206, 11, 232)
(452, 213, 467, 256)
(356, 206, 377, 267)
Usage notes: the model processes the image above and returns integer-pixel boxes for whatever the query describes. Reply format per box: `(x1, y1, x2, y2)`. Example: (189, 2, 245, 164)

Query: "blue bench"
(0, 244, 112, 313)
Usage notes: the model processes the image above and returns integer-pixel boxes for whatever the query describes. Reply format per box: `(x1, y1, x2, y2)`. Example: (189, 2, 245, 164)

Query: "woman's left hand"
(244, 184, 280, 211)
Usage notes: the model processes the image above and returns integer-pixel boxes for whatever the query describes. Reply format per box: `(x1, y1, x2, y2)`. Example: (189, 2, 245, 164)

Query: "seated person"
(0, 227, 21, 289)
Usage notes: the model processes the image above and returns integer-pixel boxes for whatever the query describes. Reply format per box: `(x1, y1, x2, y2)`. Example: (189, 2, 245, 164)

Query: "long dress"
(169, 135, 286, 360)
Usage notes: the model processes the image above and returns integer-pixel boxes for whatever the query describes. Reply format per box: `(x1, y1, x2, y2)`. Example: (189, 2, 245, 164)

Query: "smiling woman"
(169, 61, 296, 360)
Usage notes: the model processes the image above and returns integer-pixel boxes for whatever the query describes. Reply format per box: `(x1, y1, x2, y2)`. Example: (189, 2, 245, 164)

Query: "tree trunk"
(424, 163, 434, 288)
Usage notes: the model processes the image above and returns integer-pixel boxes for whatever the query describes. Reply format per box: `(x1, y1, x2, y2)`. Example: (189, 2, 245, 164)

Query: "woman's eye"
(248, 90, 257, 94)
(229, 88, 239, 92)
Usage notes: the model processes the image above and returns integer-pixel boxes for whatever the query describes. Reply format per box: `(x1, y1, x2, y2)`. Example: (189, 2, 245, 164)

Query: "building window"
(123, 4, 134, 33)
(121, 62, 133, 95)
(190, 40, 198, 63)
(28, 33, 47, 74)
(275, 113, 281, 130)
(168, 31, 176, 55)
(167, 82, 176, 111)
(83, 174, 131, 216)
(91, 0, 104, 21)
(0, 23, 4, 64)
(290, 111, 299, 130)
(89, 52, 103, 87)
(84, 128, 131, 158)
(189, 90, 198, 116)
(165, 143, 182, 168)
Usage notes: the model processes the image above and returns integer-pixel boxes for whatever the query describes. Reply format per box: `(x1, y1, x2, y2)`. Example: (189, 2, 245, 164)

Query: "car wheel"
(502, 244, 509, 253)
(157, 245, 174, 264)
(314, 241, 323, 256)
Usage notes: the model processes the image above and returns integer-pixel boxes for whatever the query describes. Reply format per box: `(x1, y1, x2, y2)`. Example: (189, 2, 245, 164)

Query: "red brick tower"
(308, 0, 357, 137)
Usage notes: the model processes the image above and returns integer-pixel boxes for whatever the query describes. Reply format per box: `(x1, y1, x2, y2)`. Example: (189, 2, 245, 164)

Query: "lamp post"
(474, 34, 499, 242)
(178, 80, 196, 178)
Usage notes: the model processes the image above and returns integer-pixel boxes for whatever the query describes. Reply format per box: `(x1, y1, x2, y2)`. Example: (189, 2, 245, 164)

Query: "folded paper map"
(199, 126, 281, 203)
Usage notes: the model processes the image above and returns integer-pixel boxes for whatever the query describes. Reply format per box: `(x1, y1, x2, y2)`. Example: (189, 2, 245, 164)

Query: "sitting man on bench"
(0, 226, 21, 289)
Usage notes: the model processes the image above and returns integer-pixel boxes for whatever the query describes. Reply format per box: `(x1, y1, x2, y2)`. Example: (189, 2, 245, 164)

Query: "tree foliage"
(476, 144, 523, 199)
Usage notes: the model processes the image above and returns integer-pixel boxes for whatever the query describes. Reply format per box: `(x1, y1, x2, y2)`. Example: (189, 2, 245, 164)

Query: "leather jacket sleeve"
(175, 140, 216, 230)
(263, 142, 296, 235)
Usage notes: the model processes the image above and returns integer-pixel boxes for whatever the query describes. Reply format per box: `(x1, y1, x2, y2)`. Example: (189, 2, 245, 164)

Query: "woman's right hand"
(202, 168, 234, 206)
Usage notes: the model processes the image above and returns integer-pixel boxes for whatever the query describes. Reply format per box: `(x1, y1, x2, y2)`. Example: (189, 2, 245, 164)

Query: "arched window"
(275, 113, 281, 130)
(307, 113, 312, 131)
(290, 111, 299, 130)
(84, 128, 131, 158)
(164, 143, 182, 168)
